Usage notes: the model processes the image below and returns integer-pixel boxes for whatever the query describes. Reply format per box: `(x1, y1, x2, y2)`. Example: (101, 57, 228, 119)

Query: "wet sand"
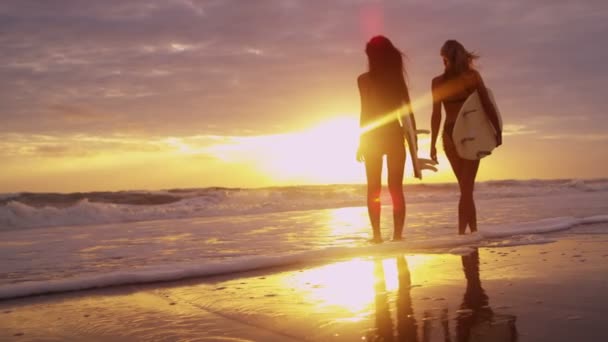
(1, 226, 607, 341)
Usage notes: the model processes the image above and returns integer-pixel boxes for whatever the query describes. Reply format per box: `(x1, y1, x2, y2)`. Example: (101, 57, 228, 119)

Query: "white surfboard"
(402, 114, 438, 179)
(452, 88, 503, 160)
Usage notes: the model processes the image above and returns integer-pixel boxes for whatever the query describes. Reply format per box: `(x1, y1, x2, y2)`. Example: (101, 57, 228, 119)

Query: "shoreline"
(2, 213, 607, 301)
(2, 227, 607, 341)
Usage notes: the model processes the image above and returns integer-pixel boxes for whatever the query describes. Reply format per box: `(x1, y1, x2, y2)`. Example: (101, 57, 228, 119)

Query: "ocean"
(1, 178, 608, 300)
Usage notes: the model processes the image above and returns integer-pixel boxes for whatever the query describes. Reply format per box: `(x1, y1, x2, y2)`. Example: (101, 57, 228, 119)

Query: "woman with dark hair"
(430, 40, 502, 235)
(357, 35, 415, 243)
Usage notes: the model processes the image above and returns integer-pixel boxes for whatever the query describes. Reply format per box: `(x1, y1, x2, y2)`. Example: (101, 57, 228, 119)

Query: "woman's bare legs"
(387, 147, 406, 240)
(365, 153, 383, 242)
(457, 159, 479, 234)
(445, 140, 480, 235)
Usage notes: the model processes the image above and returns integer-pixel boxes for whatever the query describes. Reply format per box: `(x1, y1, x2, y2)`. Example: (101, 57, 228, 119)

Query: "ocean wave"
(1, 179, 607, 230)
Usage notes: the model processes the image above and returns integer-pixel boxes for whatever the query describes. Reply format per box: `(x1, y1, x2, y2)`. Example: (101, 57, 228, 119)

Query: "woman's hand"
(430, 145, 438, 163)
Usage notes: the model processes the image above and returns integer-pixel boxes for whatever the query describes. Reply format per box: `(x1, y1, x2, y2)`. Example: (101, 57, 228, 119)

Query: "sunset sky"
(1, 0, 607, 192)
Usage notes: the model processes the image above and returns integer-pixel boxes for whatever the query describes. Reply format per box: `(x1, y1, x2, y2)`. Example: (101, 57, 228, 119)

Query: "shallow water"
(2, 233, 607, 341)
(0, 181, 607, 299)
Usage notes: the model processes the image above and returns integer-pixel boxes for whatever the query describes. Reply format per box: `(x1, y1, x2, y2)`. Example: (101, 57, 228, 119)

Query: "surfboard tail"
(477, 151, 492, 158)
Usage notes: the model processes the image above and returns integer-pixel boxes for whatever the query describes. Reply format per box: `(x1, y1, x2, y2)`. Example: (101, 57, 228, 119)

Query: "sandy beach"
(2, 224, 607, 341)
(3, 1, 608, 341)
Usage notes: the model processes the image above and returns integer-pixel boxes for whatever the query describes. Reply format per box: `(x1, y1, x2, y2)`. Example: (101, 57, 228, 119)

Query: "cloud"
(502, 124, 536, 136)
(540, 133, 608, 141)
(0, 133, 170, 158)
(0, 0, 606, 139)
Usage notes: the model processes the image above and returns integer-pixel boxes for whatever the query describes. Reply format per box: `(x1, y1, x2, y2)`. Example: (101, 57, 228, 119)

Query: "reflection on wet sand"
(396, 257, 419, 341)
(369, 256, 421, 341)
(456, 249, 518, 342)
(368, 250, 517, 341)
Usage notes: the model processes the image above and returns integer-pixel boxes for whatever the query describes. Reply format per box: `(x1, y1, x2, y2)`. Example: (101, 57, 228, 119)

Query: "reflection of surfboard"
(453, 88, 503, 160)
(402, 114, 438, 180)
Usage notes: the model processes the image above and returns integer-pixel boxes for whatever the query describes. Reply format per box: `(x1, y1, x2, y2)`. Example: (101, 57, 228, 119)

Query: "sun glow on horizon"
(0, 112, 456, 192)
(202, 116, 363, 184)
(200, 115, 453, 185)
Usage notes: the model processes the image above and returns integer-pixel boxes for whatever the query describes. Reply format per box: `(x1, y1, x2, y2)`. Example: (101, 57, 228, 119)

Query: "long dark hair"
(441, 40, 479, 79)
(365, 35, 409, 110)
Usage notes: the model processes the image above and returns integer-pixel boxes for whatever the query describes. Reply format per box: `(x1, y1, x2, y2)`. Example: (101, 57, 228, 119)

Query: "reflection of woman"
(396, 257, 418, 341)
(372, 260, 394, 340)
(457, 249, 518, 341)
(430, 40, 502, 235)
(457, 249, 492, 341)
(370, 257, 418, 341)
(357, 36, 416, 243)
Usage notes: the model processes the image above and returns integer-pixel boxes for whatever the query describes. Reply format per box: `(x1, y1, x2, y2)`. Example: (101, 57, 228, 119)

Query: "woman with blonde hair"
(430, 40, 502, 235)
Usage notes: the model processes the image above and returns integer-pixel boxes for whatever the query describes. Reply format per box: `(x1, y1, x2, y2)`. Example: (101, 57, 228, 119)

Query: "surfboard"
(452, 88, 503, 160)
(402, 114, 438, 180)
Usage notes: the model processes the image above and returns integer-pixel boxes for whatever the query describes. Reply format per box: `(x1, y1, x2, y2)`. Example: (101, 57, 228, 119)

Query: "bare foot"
(391, 236, 403, 242)
(369, 236, 383, 244)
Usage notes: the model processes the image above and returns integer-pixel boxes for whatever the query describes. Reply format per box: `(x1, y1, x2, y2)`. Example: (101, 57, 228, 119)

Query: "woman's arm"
(357, 74, 369, 129)
(473, 71, 502, 146)
(357, 75, 368, 161)
(357, 75, 366, 128)
(401, 82, 416, 128)
(430, 77, 442, 161)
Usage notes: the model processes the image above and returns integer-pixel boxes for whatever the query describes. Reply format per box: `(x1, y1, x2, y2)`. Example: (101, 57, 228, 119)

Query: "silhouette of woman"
(429, 40, 502, 235)
(357, 36, 415, 242)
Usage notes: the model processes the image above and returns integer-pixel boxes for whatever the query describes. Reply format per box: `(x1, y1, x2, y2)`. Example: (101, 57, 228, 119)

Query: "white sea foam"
(1, 214, 606, 300)
(484, 235, 554, 248)
(448, 246, 477, 255)
(482, 217, 578, 238)
(0, 235, 480, 299)
(0, 253, 308, 300)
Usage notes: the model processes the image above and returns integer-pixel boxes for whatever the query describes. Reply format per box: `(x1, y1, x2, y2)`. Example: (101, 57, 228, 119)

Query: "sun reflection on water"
(283, 254, 442, 320)
(287, 259, 376, 317)
(322, 207, 370, 244)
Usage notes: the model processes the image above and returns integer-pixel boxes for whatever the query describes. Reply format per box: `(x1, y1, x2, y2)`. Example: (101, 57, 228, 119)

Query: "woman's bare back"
(432, 70, 480, 125)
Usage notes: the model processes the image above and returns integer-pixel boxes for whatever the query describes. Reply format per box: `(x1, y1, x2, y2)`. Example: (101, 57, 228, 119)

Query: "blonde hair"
(441, 40, 479, 78)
